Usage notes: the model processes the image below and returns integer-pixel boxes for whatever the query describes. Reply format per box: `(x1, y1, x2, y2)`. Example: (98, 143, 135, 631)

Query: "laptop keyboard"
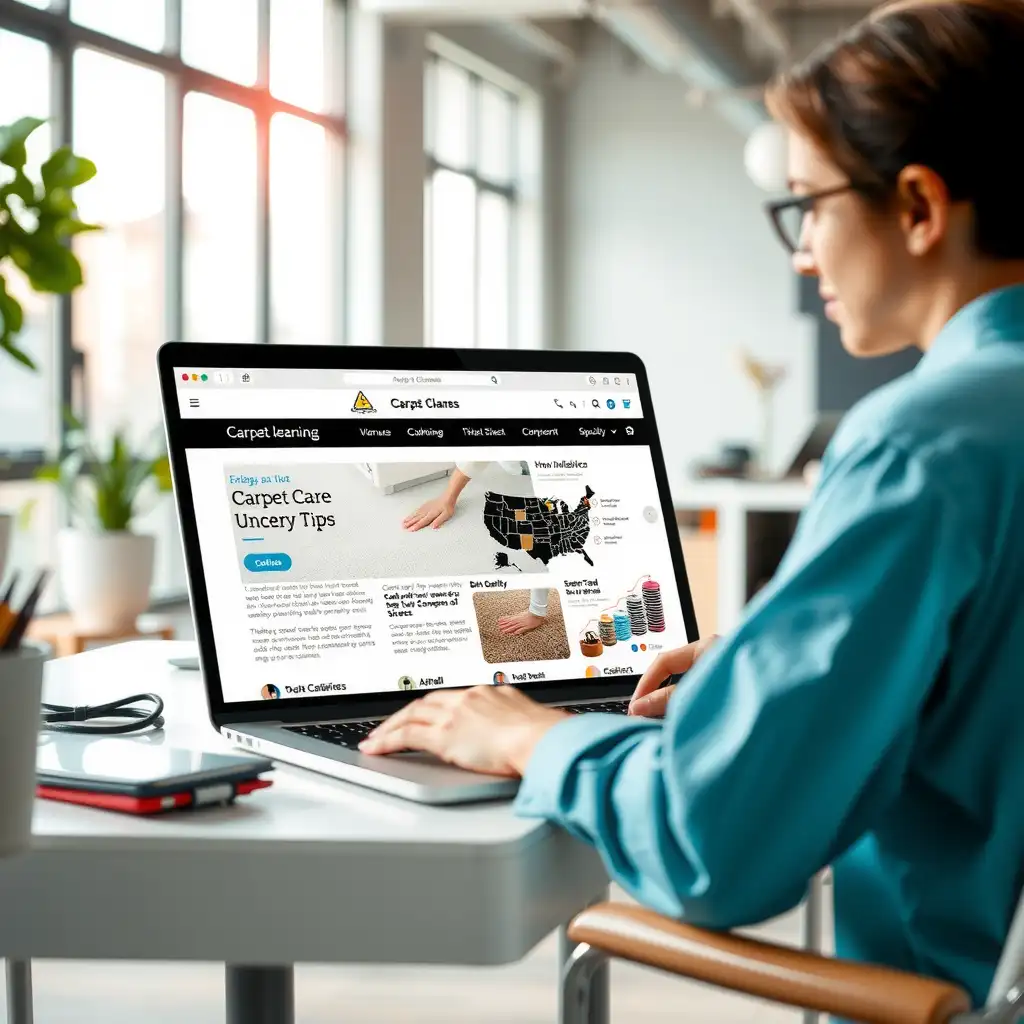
(288, 721, 379, 749)
(286, 700, 632, 750)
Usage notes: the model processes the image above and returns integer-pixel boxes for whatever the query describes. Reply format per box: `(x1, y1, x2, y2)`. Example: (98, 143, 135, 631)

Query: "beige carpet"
(473, 588, 570, 665)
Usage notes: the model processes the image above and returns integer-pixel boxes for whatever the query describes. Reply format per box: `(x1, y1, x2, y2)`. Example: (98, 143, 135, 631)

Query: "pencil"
(2, 568, 50, 652)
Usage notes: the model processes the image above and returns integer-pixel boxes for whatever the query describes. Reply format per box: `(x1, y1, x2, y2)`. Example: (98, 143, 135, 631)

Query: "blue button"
(606, 398, 616, 409)
(244, 552, 292, 573)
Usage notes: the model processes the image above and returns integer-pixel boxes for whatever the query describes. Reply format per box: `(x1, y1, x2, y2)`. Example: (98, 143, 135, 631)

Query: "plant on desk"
(34, 418, 173, 633)
(0, 116, 98, 582)
(736, 349, 788, 477)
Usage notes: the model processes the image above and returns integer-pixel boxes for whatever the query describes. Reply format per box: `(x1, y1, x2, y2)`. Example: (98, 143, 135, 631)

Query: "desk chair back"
(561, 877, 1024, 1024)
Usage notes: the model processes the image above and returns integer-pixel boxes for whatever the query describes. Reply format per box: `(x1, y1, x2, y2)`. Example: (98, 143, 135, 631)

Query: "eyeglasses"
(764, 183, 866, 255)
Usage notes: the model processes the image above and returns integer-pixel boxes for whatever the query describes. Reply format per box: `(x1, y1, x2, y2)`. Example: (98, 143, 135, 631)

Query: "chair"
(561, 875, 1024, 1024)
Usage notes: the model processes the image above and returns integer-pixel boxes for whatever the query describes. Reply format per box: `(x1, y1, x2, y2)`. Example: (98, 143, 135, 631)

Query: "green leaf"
(0, 274, 24, 335)
(17, 498, 37, 532)
(0, 274, 34, 371)
(0, 117, 45, 170)
(152, 454, 173, 492)
(1, 336, 35, 370)
(37, 186, 76, 218)
(10, 234, 83, 292)
(0, 170, 35, 205)
(63, 408, 86, 433)
(40, 146, 97, 191)
(55, 217, 102, 237)
(34, 464, 62, 483)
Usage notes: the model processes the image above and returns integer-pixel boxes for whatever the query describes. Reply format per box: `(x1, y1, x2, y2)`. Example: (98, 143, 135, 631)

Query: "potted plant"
(0, 116, 96, 857)
(37, 419, 172, 633)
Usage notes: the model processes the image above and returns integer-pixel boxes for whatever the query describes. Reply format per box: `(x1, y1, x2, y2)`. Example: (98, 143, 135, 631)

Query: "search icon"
(591, 398, 600, 409)
(490, 375, 498, 385)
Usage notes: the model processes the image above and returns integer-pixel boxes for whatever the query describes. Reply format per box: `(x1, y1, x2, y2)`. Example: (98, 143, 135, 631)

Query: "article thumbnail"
(472, 587, 571, 665)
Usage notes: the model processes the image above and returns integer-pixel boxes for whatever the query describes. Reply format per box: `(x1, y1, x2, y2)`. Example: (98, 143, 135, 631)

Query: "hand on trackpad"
(388, 750, 443, 765)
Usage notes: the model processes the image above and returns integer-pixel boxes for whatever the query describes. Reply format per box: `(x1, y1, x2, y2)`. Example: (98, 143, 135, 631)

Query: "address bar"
(342, 372, 500, 387)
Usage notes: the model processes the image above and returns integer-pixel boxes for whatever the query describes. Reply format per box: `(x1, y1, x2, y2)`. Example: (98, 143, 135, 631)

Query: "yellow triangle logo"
(353, 391, 374, 411)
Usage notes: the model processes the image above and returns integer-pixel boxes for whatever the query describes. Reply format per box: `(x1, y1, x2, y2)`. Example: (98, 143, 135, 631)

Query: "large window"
(424, 53, 522, 349)
(0, 0, 345, 601)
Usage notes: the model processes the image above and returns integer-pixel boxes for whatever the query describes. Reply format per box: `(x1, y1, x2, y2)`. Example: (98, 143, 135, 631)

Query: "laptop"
(158, 344, 700, 804)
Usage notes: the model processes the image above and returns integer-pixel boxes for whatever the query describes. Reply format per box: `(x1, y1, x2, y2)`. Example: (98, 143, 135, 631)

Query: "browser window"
(175, 366, 690, 704)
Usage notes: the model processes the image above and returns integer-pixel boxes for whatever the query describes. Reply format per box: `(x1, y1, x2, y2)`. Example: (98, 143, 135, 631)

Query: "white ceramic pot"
(0, 643, 46, 858)
(0, 511, 12, 584)
(57, 529, 156, 634)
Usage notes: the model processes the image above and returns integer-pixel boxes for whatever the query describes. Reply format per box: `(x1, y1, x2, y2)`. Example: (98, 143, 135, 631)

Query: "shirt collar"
(918, 283, 1024, 375)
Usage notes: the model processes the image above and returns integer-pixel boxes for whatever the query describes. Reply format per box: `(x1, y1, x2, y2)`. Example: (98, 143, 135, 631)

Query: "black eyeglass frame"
(765, 183, 877, 254)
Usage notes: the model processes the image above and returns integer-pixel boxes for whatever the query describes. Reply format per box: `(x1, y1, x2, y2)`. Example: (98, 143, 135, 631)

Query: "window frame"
(424, 50, 519, 349)
(0, 0, 347, 474)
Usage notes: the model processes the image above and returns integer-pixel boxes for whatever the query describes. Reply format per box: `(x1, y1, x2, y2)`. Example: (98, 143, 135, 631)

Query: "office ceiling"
(356, 0, 876, 129)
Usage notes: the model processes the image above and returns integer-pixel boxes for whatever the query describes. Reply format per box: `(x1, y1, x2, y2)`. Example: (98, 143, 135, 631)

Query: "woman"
(362, 0, 1024, 1002)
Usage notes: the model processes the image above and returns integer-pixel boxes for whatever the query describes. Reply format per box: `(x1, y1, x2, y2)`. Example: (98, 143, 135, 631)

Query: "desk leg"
(5, 959, 33, 1024)
(559, 890, 609, 1024)
(802, 873, 826, 1024)
(225, 965, 294, 1024)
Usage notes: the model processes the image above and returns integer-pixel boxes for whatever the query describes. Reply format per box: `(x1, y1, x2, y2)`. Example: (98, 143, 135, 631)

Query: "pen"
(1, 570, 19, 607)
(0, 601, 15, 650)
(2, 568, 50, 652)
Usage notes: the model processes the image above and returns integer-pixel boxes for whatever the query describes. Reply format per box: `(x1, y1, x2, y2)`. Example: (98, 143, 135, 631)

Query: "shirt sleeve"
(514, 437, 981, 927)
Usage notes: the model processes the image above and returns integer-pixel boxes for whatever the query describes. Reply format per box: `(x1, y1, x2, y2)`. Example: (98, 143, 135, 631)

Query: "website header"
(176, 387, 643, 420)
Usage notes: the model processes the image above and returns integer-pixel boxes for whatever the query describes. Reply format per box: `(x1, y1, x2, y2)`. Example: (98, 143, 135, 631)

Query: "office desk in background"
(0, 642, 610, 1024)
(674, 478, 813, 635)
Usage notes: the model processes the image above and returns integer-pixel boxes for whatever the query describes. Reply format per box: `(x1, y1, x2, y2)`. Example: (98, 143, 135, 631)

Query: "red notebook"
(37, 777, 274, 815)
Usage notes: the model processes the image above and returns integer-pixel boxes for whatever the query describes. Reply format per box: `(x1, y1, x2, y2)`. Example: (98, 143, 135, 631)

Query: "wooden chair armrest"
(567, 903, 970, 1024)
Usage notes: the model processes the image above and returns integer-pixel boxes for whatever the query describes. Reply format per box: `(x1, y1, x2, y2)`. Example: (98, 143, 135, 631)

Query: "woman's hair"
(766, 0, 1024, 258)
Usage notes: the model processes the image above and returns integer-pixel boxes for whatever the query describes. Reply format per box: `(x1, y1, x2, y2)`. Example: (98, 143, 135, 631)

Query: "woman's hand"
(629, 635, 720, 718)
(359, 687, 569, 776)
(402, 495, 457, 531)
(402, 469, 471, 531)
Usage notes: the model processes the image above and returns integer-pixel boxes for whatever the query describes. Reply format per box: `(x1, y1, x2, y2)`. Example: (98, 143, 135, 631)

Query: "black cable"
(41, 693, 165, 735)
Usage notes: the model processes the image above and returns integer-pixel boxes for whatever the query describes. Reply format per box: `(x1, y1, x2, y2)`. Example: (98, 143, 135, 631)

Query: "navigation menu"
(176, 419, 650, 448)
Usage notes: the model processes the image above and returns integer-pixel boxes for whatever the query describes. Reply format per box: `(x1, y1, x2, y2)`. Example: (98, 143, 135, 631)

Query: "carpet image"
(472, 588, 571, 665)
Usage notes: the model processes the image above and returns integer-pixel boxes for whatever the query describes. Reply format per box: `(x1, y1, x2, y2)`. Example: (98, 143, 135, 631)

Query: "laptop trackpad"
(390, 751, 447, 766)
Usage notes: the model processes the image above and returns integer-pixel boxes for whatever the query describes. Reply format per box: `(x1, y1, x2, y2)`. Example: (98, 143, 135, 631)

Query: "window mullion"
(166, 71, 184, 343)
(165, 0, 181, 54)
(52, 29, 77, 451)
(470, 74, 480, 348)
(257, 0, 270, 89)
(256, 112, 271, 345)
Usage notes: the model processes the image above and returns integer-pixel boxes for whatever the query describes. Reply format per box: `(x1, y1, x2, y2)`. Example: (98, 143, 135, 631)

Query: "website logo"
(352, 391, 376, 414)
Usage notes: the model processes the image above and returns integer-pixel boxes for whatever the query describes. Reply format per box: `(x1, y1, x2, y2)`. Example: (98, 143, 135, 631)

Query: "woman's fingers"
(630, 685, 676, 719)
(628, 635, 721, 711)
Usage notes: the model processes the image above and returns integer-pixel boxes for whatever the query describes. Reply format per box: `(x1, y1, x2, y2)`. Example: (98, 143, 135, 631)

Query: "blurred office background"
(0, 0, 902, 1017)
(0, 0, 919, 620)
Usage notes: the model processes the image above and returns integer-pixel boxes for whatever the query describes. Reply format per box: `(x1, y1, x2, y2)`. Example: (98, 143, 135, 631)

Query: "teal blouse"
(516, 285, 1024, 1006)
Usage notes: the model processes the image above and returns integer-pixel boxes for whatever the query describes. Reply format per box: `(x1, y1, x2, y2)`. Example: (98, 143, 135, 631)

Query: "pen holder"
(0, 643, 47, 858)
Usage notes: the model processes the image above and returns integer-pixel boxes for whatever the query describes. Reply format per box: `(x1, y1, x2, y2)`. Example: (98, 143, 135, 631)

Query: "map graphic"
(484, 485, 595, 567)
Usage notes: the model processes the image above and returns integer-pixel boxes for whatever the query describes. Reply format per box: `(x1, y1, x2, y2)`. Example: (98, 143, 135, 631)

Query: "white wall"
(558, 29, 815, 482)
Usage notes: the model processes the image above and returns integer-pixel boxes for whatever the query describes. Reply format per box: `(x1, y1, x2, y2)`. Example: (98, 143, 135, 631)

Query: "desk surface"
(0, 642, 607, 966)
(672, 477, 812, 512)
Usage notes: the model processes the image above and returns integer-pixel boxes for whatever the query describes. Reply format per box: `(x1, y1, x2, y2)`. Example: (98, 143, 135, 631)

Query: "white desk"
(0, 642, 610, 1024)
(672, 479, 813, 632)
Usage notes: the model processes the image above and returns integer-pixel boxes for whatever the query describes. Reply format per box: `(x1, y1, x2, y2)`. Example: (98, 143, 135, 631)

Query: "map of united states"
(484, 485, 595, 567)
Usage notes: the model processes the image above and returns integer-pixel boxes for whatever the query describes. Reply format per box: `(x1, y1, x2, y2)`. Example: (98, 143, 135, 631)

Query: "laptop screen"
(171, 363, 694, 706)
